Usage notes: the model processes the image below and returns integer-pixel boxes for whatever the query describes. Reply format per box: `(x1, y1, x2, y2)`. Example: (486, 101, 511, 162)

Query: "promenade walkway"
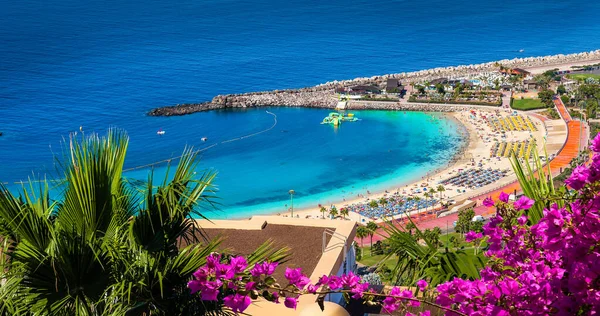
(358, 98, 584, 245)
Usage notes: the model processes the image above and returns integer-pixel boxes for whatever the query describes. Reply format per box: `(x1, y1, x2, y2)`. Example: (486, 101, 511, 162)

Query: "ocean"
(1, 0, 600, 218)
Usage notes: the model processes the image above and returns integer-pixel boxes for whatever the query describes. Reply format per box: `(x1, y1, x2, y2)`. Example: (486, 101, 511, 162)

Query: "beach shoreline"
(267, 109, 486, 223)
(272, 105, 550, 223)
(154, 50, 581, 223)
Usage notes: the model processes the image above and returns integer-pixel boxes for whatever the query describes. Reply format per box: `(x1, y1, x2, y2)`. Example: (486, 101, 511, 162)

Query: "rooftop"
(193, 216, 357, 315)
(200, 223, 333, 281)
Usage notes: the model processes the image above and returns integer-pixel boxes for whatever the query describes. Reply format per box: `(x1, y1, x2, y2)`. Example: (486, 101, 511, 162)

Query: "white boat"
(157, 130, 165, 135)
(201, 137, 208, 142)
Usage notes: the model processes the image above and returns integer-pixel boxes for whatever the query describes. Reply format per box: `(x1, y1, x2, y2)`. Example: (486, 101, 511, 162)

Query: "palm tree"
(381, 219, 484, 287)
(329, 205, 338, 218)
(0, 130, 287, 315)
(319, 204, 327, 219)
(436, 184, 446, 205)
(413, 196, 422, 215)
(534, 74, 550, 90)
(340, 207, 349, 220)
(366, 221, 378, 254)
(423, 192, 431, 214)
(356, 226, 369, 248)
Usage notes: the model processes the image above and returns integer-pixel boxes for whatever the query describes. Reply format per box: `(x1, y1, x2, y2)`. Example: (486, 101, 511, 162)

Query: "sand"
(279, 107, 555, 223)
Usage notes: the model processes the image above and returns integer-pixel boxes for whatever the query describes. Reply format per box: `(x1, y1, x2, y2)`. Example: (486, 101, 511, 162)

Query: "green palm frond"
(55, 129, 133, 242)
(510, 144, 561, 224)
(379, 216, 483, 287)
(0, 129, 226, 315)
(246, 240, 290, 267)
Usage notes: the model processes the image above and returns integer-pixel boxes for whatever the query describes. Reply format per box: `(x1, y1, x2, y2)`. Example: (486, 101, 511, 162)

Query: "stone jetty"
(148, 50, 600, 116)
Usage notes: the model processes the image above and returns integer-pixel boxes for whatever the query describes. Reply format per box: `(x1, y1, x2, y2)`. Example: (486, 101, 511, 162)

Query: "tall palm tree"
(0, 130, 287, 315)
(423, 192, 431, 214)
(319, 204, 327, 219)
(413, 196, 422, 215)
(436, 184, 446, 205)
(366, 221, 378, 254)
(329, 205, 338, 218)
(356, 226, 369, 248)
(340, 207, 349, 220)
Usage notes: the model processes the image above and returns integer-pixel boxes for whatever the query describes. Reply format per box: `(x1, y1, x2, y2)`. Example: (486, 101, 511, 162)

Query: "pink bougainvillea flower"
(284, 297, 298, 309)
(465, 231, 483, 242)
(483, 197, 495, 207)
(229, 256, 248, 274)
(250, 261, 278, 277)
(223, 294, 251, 313)
(591, 133, 600, 153)
(514, 195, 535, 210)
(499, 192, 510, 203)
(416, 279, 428, 291)
(565, 165, 590, 190)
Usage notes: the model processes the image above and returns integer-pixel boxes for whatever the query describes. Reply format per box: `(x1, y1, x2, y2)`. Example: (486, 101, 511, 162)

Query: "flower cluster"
(188, 253, 434, 315)
(435, 134, 600, 315)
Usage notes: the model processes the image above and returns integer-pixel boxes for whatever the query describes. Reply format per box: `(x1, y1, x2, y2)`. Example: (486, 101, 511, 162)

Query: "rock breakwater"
(149, 50, 600, 116)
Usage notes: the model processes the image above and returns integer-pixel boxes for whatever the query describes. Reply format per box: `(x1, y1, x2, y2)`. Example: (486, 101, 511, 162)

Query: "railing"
(323, 228, 347, 254)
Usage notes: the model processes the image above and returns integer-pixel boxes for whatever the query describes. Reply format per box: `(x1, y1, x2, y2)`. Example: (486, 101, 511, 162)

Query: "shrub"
(362, 273, 383, 286)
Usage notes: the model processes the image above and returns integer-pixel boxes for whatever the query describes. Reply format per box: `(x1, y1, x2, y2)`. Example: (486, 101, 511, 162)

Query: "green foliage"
(471, 220, 484, 233)
(509, 145, 562, 224)
(455, 208, 475, 234)
(369, 200, 378, 208)
(534, 74, 551, 90)
(591, 122, 600, 139)
(329, 205, 338, 218)
(560, 94, 570, 106)
(356, 226, 369, 244)
(380, 217, 485, 287)
(423, 227, 442, 247)
(340, 207, 349, 219)
(567, 73, 600, 82)
(372, 241, 385, 255)
(0, 130, 288, 315)
(366, 221, 378, 252)
(354, 242, 362, 261)
(537, 89, 555, 107)
(362, 273, 383, 286)
(557, 84, 567, 95)
(542, 108, 561, 119)
(586, 99, 598, 119)
(511, 98, 546, 111)
(435, 83, 445, 94)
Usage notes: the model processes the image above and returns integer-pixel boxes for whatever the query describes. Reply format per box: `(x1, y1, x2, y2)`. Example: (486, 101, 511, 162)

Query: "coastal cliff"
(148, 50, 600, 116)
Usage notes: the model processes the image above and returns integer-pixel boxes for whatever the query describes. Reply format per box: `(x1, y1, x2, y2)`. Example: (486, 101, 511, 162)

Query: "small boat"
(0, 131, 3, 136)
(201, 137, 208, 142)
(157, 129, 165, 135)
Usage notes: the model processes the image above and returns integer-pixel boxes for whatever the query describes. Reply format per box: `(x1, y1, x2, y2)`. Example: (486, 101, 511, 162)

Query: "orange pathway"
(359, 98, 583, 244)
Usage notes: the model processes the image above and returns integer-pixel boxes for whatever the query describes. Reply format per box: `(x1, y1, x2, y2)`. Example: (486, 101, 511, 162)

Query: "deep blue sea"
(1, 0, 600, 218)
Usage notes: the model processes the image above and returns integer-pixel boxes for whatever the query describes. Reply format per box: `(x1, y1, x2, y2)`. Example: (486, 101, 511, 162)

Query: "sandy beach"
(279, 107, 552, 223)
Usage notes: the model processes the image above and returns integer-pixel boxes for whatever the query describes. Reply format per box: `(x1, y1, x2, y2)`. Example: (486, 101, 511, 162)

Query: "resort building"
(500, 67, 531, 76)
(347, 85, 381, 95)
(385, 79, 404, 93)
(194, 216, 358, 315)
(523, 79, 538, 90)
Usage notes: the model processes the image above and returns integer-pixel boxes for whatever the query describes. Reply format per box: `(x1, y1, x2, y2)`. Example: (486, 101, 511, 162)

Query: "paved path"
(357, 98, 583, 245)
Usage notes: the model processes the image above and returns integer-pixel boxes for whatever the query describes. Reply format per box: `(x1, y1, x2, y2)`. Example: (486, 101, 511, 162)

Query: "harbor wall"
(148, 50, 600, 116)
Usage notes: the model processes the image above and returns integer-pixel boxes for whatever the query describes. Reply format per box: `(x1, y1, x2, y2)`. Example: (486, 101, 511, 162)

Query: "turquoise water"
(2, 0, 600, 217)
(121, 109, 464, 219)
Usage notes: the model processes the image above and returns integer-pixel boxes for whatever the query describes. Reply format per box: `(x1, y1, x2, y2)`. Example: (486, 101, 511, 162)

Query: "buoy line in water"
(123, 111, 277, 172)
(4, 111, 278, 185)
